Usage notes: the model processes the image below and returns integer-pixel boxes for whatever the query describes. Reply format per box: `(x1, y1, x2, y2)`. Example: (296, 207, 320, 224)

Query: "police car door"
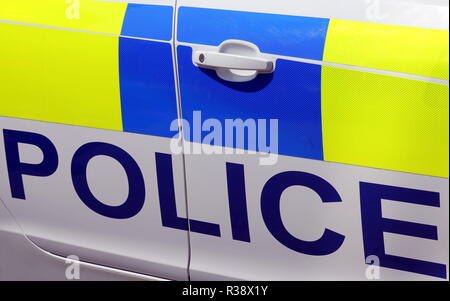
(0, 0, 189, 280)
(175, 0, 449, 280)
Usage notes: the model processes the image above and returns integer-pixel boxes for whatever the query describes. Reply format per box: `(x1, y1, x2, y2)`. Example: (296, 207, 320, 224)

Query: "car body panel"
(0, 0, 189, 280)
(176, 0, 449, 280)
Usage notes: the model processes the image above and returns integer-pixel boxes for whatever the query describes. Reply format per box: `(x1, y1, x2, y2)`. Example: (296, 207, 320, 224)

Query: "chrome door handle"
(192, 40, 276, 82)
(193, 51, 274, 73)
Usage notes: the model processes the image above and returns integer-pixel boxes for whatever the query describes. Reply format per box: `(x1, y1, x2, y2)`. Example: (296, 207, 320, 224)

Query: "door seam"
(171, 0, 192, 282)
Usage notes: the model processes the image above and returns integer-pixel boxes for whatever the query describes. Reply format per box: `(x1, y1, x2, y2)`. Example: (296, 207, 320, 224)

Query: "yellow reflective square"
(322, 66, 449, 178)
(0, 23, 123, 131)
(324, 19, 449, 80)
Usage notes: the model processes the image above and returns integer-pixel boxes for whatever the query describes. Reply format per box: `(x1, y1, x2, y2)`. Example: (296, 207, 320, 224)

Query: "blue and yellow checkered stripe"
(0, 1, 448, 178)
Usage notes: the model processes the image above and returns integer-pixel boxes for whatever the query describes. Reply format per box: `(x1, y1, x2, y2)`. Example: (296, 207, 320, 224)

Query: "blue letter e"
(360, 182, 446, 279)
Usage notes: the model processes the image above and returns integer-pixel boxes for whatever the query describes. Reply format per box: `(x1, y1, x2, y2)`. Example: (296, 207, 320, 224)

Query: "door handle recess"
(192, 40, 275, 82)
(193, 51, 274, 73)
